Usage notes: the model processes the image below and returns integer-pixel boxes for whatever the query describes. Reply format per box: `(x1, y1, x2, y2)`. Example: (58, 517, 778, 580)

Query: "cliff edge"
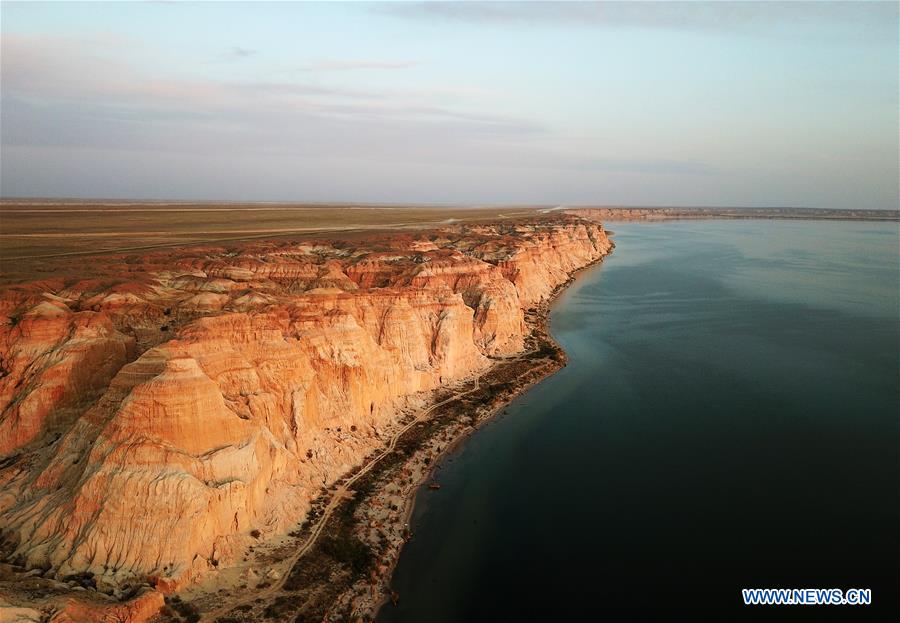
(0, 215, 612, 614)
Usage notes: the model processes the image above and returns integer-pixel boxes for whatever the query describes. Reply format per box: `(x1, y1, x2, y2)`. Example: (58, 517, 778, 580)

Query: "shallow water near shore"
(378, 220, 899, 619)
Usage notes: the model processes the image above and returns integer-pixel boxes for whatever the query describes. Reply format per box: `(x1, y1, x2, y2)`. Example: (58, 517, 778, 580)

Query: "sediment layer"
(0, 215, 612, 618)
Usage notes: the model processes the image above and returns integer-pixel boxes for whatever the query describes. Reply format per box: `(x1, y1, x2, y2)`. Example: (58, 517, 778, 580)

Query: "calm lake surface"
(379, 220, 899, 619)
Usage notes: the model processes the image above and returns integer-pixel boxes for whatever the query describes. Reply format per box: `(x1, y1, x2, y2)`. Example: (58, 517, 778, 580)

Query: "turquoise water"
(379, 220, 899, 619)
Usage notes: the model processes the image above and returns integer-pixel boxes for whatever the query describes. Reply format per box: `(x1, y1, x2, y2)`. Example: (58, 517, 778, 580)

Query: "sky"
(1, 1, 897, 209)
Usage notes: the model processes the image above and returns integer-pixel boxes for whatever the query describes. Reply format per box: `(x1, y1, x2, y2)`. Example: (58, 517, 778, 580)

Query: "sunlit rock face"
(0, 217, 612, 592)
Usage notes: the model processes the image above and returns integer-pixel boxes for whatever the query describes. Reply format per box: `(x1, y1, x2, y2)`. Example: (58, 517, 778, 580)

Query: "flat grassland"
(0, 200, 542, 283)
(4, 199, 895, 284)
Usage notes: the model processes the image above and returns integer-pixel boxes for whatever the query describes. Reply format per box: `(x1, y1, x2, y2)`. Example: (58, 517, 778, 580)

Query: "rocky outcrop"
(491, 221, 614, 305)
(0, 216, 612, 604)
(0, 304, 134, 455)
(45, 590, 164, 623)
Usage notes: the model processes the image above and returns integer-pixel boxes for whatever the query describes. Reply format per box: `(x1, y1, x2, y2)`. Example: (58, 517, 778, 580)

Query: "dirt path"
(200, 369, 488, 622)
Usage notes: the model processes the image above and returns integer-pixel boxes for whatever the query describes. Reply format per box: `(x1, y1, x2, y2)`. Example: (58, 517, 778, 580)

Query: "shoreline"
(186, 242, 614, 622)
(0, 221, 614, 623)
(336, 248, 614, 621)
(563, 207, 900, 222)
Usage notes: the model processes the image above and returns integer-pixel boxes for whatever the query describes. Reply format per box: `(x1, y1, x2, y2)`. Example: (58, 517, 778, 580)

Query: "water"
(379, 220, 899, 619)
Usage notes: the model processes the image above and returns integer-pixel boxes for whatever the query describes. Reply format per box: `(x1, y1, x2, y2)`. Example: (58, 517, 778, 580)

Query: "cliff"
(0, 216, 612, 604)
(565, 206, 900, 222)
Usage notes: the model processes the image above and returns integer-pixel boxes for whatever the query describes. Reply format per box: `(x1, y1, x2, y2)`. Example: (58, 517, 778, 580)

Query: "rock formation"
(0, 216, 612, 605)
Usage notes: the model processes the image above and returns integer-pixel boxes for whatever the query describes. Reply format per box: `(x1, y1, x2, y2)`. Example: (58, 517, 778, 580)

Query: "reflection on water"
(379, 220, 899, 619)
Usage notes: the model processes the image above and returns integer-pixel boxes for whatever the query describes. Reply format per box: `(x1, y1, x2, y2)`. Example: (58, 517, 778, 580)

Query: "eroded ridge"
(0, 215, 612, 622)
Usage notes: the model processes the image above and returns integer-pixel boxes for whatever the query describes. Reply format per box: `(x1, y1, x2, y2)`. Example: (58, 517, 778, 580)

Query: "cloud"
(0, 31, 718, 206)
(300, 58, 418, 71)
(0, 34, 546, 157)
(374, 1, 898, 42)
(219, 46, 257, 61)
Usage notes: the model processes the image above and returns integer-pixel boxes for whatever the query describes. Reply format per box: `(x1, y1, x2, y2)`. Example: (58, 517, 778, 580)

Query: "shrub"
(321, 534, 373, 575)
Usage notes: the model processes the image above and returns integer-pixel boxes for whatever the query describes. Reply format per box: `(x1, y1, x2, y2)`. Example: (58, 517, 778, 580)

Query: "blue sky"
(1, 1, 897, 208)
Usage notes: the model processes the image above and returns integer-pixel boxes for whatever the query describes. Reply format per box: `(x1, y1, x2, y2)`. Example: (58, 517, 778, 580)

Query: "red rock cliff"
(0, 217, 612, 595)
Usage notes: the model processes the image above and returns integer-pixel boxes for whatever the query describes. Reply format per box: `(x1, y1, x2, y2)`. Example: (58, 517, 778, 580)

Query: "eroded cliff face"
(0, 217, 612, 596)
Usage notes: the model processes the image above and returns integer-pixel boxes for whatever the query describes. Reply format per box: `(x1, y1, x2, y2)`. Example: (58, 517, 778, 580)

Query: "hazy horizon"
(2, 1, 898, 210)
(1, 197, 897, 212)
